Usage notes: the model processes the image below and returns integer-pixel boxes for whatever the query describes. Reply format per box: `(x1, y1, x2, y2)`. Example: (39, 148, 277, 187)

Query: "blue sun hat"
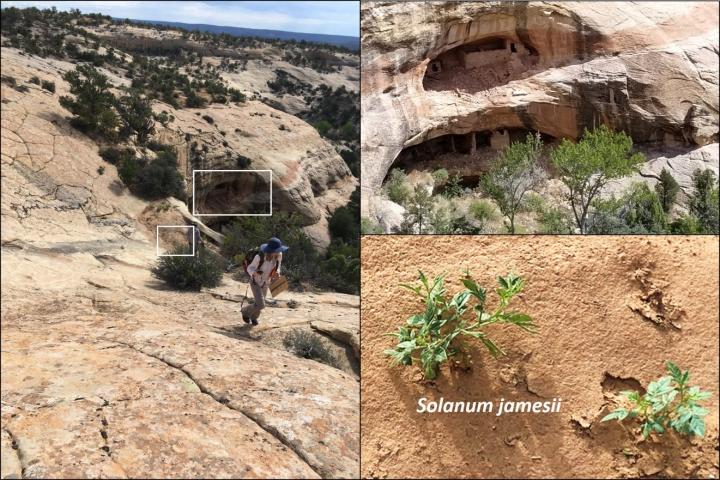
(260, 237, 289, 253)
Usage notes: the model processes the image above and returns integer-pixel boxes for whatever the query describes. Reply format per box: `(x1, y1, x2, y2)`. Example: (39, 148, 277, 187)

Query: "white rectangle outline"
(156, 225, 195, 257)
(192, 169, 273, 216)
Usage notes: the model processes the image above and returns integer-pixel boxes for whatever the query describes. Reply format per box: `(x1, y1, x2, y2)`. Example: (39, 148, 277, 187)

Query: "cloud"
(1, 1, 359, 36)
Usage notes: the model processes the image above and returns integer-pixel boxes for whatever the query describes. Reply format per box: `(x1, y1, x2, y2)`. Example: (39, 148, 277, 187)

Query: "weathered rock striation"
(1, 32, 359, 478)
(361, 1, 719, 223)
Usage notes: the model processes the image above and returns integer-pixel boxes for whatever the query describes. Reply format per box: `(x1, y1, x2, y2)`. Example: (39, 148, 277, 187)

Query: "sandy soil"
(360, 235, 719, 479)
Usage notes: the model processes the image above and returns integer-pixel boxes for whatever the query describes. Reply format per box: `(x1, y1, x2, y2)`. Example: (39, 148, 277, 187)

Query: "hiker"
(187, 223, 203, 255)
(241, 237, 288, 326)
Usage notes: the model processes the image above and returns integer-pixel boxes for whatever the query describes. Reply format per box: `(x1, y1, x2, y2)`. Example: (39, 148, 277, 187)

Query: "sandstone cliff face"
(1, 41, 358, 478)
(152, 98, 356, 246)
(361, 1, 719, 219)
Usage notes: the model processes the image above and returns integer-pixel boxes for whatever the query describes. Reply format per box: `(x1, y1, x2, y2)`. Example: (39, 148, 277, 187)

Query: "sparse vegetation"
(385, 271, 536, 380)
(152, 247, 224, 291)
(41, 80, 55, 93)
(283, 329, 340, 369)
(688, 168, 719, 234)
(361, 216, 384, 234)
(59, 64, 118, 138)
(602, 362, 711, 438)
(482, 132, 545, 233)
(117, 92, 155, 144)
(655, 168, 680, 213)
(551, 125, 645, 233)
(383, 168, 412, 206)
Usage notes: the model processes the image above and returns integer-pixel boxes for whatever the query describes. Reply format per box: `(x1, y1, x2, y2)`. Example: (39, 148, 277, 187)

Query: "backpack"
(241, 250, 278, 277)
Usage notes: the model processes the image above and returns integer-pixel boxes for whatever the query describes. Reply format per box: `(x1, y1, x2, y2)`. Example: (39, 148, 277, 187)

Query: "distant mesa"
(127, 18, 360, 50)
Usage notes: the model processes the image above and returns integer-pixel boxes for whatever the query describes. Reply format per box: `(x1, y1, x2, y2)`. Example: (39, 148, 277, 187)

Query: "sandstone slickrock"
(310, 318, 360, 360)
(361, 1, 719, 221)
(1, 30, 359, 479)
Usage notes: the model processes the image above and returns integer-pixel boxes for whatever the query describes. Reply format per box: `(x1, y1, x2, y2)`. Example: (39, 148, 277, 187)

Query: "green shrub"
(132, 150, 185, 200)
(441, 174, 465, 198)
(1, 75, 17, 87)
(151, 247, 224, 291)
(317, 240, 360, 294)
(431, 168, 449, 186)
(329, 204, 359, 245)
(14, 84, 29, 93)
(551, 125, 644, 233)
(59, 64, 118, 138)
(482, 132, 545, 233)
(537, 206, 574, 234)
(41, 80, 55, 93)
(521, 192, 546, 213)
(688, 168, 719, 234)
(282, 329, 340, 369)
(468, 199, 498, 232)
(361, 216, 384, 234)
(400, 184, 434, 234)
(97, 165, 105, 175)
(117, 92, 155, 144)
(669, 215, 703, 234)
(29, 76, 40, 85)
(222, 212, 318, 286)
(655, 168, 679, 213)
(202, 114, 214, 124)
(588, 183, 668, 234)
(385, 271, 536, 380)
(622, 183, 667, 233)
(185, 90, 207, 108)
(314, 119, 332, 137)
(99, 146, 134, 165)
(340, 149, 359, 177)
(602, 361, 711, 438)
(383, 168, 412, 206)
(228, 88, 245, 102)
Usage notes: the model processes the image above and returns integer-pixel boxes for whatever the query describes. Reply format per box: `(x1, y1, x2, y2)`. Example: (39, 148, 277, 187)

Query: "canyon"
(1, 11, 359, 478)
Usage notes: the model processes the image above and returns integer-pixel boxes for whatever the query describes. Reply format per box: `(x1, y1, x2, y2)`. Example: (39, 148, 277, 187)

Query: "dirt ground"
(360, 235, 719, 479)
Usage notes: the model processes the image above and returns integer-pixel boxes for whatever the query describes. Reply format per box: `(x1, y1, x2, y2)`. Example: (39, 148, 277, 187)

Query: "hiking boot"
(242, 313, 250, 324)
(251, 319, 259, 326)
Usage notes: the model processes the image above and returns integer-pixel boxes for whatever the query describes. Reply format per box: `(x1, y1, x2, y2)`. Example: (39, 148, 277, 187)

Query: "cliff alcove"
(423, 36, 539, 93)
(387, 128, 558, 188)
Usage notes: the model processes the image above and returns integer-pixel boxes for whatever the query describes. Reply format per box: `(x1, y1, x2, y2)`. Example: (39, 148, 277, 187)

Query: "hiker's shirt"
(247, 254, 281, 287)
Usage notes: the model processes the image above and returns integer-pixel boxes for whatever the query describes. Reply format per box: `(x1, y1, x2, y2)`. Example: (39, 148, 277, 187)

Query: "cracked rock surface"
(1, 41, 359, 479)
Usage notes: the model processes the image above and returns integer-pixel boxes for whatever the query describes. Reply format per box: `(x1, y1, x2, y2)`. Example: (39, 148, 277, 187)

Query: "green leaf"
(479, 336, 504, 357)
(503, 312, 537, 333)
(450, 290, 471, 313)
(601, 409, 629, 422)
(641, 422, 653, 438)
(399, 283, 422, 296)
(461, 278, 486, 306)
(689, 417, 706, 437)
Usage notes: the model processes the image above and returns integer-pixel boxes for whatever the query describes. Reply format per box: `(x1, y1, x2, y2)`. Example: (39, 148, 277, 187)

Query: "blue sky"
(1, 1, 359, 36)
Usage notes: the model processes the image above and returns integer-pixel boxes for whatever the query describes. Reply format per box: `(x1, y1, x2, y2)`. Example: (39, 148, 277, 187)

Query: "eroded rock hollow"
(361, 1, 719, 228)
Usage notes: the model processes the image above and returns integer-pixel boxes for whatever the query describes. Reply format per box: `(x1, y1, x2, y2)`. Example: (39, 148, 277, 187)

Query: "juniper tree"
(59, 64, 117, 138)
(117, 92, 155, 144)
